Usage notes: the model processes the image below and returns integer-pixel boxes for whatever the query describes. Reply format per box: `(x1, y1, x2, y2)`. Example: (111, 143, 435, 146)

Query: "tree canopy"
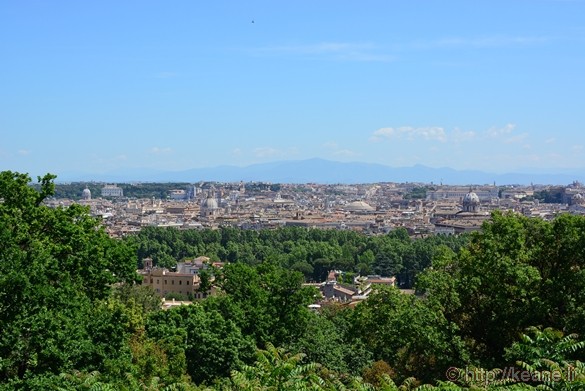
(4, 171, 585, 390)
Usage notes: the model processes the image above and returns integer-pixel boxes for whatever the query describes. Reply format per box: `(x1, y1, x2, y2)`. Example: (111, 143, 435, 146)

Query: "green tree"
(146, 304, 255, 385)
(351, 286, 468, 383)
(374, 245, 403, 278)
(0, 171, 139, 383)
(217, 262, 317, 348)
(416, 212, 585, 373)
(112, 283, 162, 315)
(290, 260, 314, 281)
(505, 327, 585, 369)
(286, 313, 352, 374)
(229, 343, 324, 391)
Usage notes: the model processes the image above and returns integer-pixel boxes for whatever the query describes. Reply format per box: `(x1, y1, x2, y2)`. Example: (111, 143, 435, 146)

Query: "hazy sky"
(1, 0, 584, 178)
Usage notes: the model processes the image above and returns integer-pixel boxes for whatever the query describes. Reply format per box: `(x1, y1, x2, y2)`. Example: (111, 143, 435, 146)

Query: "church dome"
(202, 197, 218, 210)
(82, 187, 91, 200)
(461, 190, 481, 213)
(344, 200, 374, 212)
(463, 191, 480, 205)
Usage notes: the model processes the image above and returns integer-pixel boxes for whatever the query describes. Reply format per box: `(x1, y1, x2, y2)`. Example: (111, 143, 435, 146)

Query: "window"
(156, 279, 159, 284)
(164, 280, 167, 285)
(172, 280, 174, 285)
(179, 280, 182, 285)
(187, 281, 190, 285)
(150, 278, 153, 283)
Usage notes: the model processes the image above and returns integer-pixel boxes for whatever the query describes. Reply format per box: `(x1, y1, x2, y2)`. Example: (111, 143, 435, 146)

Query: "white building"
(168, 189, 187, 201)
(426, 187, 498, 201)
(101, 184, 124, 198)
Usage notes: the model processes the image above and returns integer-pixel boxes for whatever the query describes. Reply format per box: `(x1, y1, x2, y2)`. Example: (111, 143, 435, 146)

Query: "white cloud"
(504, 133, 528, 144)
(150, 147, 172, 155)
(452, 128, 477, 143)
(487, 123, 516, 138)
(231, 148, 242, 156)
(369, 123, 530, 150)
(254, 147, 282, 158)
(370, 126, 446, 142)
(399, 35, 551, 52)
(17, 149, 30, 156)
(250, 42, 395, 62)
(545, 137, 556, 144)
(323, 141, 358, 158)
(369, 128, 396, 141)
(418, 127, 447, 142)
(250, 34, 548, 63)
(253, 147, 299, 159)
(482, 124, 533, 145)
(433, 35, 549, 49)
(323, 141, 339, 149)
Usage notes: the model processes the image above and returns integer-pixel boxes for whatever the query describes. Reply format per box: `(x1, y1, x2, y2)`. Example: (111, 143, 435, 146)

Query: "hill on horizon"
(55, 158, 584, 186)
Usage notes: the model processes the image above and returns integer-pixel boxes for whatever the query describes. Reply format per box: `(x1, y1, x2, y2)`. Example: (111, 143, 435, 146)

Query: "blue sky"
(1, 0, 584, 178)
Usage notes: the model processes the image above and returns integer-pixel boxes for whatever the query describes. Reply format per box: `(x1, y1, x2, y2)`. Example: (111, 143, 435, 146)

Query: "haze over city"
(1, 1, 584, 180)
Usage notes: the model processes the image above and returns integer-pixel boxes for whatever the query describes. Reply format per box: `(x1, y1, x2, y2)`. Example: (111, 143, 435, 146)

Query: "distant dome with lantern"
(81, 187, 91, 200)
(463, 191, 479, 205)
(344, 200, 375, 212)
(202, 197, 218, 210)
(462, 189, 480, 213)
(200, 193, 220, 218)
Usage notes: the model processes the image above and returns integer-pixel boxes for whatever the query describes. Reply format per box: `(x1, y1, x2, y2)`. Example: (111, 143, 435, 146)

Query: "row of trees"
(48, 181, 282, 200)
(3, 171, 585, 390)
(128, 225, 468, 288)
(49, 182, 193, 200)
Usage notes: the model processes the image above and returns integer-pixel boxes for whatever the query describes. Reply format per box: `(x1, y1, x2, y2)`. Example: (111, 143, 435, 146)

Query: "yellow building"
(141, 268, 209, 299)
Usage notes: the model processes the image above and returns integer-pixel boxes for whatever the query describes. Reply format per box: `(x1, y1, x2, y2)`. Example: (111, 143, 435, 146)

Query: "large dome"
(344, 200, 374, 212)
(82, 187, 91, 200)
(463, 191, 480, 205)
(202, 197, 218, 210)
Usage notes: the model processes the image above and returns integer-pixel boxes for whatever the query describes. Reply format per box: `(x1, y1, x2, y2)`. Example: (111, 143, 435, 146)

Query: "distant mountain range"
(57, 158, 584, 185)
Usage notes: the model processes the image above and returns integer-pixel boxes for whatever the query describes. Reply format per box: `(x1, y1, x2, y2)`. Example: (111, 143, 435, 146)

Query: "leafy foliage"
(128, 225, 469, 287)
(0, 172, 138, 384)
(7, 170, 585, 390)
(146, 303, 256, 384)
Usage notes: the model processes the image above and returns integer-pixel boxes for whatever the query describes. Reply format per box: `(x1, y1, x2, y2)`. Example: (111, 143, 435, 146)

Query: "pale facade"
(141, 268, 204, 298)
(427, 187, 498, 201)
(168, 189, 187, 200)
(101, 184, 124, 197)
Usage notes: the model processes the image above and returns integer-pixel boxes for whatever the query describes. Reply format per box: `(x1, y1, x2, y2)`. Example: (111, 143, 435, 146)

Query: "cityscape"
(2, 0, 585, 390)
(51, 178, 584, 238)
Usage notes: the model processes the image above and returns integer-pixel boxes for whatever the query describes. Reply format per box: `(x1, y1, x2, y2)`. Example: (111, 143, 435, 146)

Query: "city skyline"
(2, 1, 584, 178)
